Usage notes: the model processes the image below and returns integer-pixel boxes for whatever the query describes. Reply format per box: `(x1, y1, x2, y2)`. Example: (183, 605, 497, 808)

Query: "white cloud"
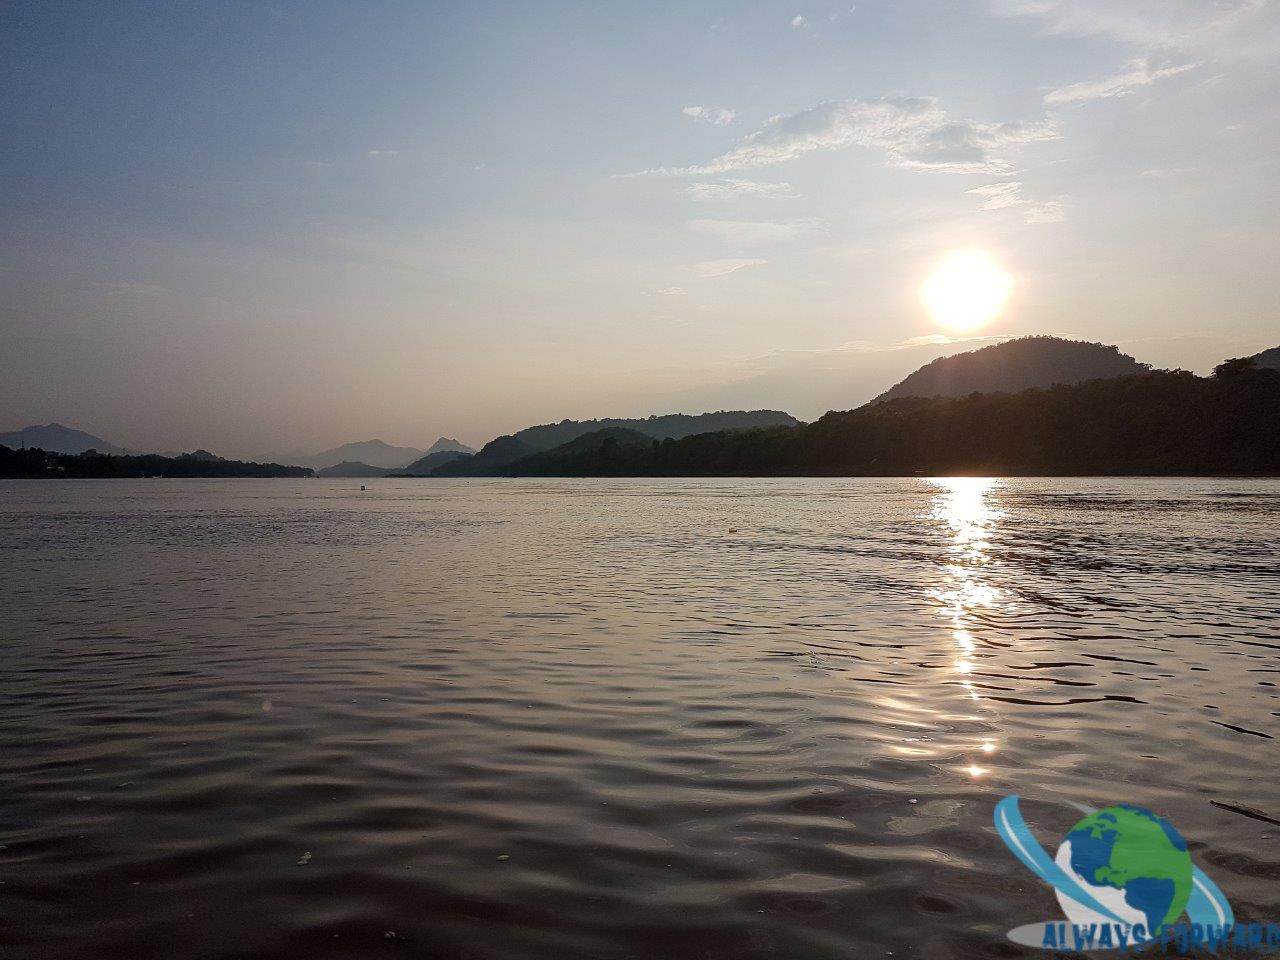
(636, 97, 1057, 177)
(682, 105, 738, 126)
(692, 258, 768, 278)
(791, 14, 807, 28)
(656, 286, 688, 296)
(1044, 59, 1197, 104)
(366, 149, 399, 158)
(986, 0, 1278, 58)
(685, 179, 799, 202)
(688, 218, 822, 245)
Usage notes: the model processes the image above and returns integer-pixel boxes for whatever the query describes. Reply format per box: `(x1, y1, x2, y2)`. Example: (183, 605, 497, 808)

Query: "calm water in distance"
(1, 478, 1278, 959)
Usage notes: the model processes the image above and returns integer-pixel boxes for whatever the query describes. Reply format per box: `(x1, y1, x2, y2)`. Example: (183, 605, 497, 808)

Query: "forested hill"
(435, 410, 800, 475)
(0, 447, 312, 479)
(492, 363, 1280, 477)
(872, 336, 1149, 403)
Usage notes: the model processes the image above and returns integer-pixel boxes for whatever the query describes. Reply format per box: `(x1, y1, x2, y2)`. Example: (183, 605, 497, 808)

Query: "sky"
(1, 0, 1277, 458)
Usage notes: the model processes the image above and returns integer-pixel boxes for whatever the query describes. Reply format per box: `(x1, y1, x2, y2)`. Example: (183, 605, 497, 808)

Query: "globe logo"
(994, 795, 1236, 952)
(1053, 805, 1191, 937)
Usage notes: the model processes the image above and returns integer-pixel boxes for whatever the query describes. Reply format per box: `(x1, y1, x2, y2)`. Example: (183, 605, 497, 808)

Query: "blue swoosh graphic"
(994, 795, 1127, 924)
(1188, 866, 1234, 928)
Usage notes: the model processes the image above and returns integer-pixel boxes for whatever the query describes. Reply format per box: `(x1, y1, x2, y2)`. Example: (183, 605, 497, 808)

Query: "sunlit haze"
(2, 1, 1278, 457)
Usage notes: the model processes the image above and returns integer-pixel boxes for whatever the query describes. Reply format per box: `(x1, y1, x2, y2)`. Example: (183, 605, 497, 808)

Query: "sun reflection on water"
(927, 477, 1010, 778)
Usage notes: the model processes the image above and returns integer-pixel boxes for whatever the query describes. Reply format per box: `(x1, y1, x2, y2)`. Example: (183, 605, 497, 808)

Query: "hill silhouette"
(0, 423, 129, 456)
(423, 437, 475, 456)
(393, 449, 470, 476)
(493, 364, 1279, 477)
(316, 460, 389, 478)
(1248, 346, 1280, 371)
(434, 410, 800, 475)
(494, 428, 654, 476)
(872, 336, 1149, 403)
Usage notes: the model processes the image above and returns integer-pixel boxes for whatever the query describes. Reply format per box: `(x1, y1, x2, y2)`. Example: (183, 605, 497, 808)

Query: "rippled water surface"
(2, 478, 1278, 959)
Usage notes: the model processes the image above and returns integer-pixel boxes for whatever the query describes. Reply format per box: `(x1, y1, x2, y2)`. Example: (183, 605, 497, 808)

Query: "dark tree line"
(0, 447, 312, 479)
(492, 363, 1280, 477)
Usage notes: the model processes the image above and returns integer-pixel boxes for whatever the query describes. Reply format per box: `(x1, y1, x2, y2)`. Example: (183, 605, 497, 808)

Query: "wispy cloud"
(636, 97, 1057, 177)
(685, 179, 799, 202)
(967, 181, 1026, 211)
(1045, 59, 1197, 104)
(791, 14, 807, 28)
(656, 286, 688, 296)
(682, 105, 737, 126)
(967, 181, 1065, 223)
(692, 258, 768, 278)
(688, 218, 822, 245)
(366, 149, 400, 158)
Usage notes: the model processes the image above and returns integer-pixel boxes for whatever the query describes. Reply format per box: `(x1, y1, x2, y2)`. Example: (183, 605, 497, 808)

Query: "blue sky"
(2, 1, 1277, 456)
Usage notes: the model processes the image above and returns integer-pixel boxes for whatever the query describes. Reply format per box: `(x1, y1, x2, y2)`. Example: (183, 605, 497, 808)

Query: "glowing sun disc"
(921, 250, 1012, 333)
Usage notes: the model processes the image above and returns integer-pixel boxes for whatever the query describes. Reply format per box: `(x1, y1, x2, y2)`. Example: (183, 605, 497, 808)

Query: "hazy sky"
(2, 1, 1277, 457)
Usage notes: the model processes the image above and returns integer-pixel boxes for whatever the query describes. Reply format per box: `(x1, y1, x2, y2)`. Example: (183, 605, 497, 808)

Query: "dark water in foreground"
(1, 478, 1278, 959)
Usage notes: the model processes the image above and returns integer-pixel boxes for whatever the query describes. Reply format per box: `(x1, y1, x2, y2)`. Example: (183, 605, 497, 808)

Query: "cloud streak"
(967, 181, 1065, 224)
(637, 97, 1057, 177)
(691, 258, 768, 278)
(1045, 59, 1197, 104)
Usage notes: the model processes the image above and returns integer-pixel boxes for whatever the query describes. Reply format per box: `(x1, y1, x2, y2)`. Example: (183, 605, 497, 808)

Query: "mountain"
(423, 437, 475, 456)
(872, 336, 1149, 404)
(301, 439, 424, 470)
(493, 364, 1280, 477)
(1247, 346, 1280, 371)
(316, 460, 389, 478)
(434, 410, 800, 475)
(393, 449, 470, 476)
(0, 423, 129, 455)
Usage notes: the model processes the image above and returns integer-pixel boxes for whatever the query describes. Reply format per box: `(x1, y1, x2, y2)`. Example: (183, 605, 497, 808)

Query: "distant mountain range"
(296, 436, 475, 470)
(872, 336, 1149, 403)
(0, 423, 130, 456)
(434, 410, 800, 475)
(9, 337, 1279, 479)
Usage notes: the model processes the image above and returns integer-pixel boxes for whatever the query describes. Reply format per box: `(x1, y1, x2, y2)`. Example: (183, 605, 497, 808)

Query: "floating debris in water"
(296, 851, 312, 865)
(384, 931, 412, 942)
(1210, 799, 1280, 827)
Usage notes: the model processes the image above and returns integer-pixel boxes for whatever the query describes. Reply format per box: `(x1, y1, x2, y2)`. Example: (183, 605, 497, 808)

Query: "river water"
(1, 478, 1277, 959)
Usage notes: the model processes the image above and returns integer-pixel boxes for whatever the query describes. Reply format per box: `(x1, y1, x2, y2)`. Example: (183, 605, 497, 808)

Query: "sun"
(921, 249, 1013, 333)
